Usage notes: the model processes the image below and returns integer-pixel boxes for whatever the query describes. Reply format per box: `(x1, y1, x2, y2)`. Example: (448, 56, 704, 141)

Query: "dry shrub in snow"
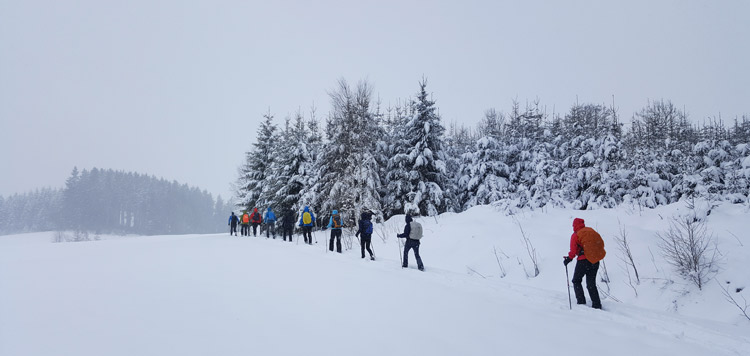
(657, 216, 719, 290)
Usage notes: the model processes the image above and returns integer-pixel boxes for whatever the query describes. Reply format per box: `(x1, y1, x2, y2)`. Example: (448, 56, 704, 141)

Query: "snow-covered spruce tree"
(458, 135, 512, 210)
(725, 141, 750, 203)
(445, 120, 478, 211)
(729, 115, 750, 145)
(297, 109, 323, 212)
(525, 128, 562, 209)
(372, 98, 392, 215)
(383, 101, 414, 217)
(504, 100, 545, 208)
(556, 104, 624, 209)
(309, 79, 383, 224)
(457, 108, 510, 210)
(625, 101, 692, 207)
(400, 79, 450, 216)
(691, 138, 731, 202)
(267, 111, 315, 215)
(236, 111, 277, 211)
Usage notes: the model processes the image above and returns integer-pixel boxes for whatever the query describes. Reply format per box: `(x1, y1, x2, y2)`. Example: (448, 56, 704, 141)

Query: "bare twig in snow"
(516, 220, 539, 277)
(716, 279, 750, 322)
(614, 220, 640, 285)
(493, 245, 507, 278)
(467, 266, 487, 279)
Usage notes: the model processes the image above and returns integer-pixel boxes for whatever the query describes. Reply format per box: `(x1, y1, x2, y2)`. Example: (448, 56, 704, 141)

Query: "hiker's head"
(573, 218, 585, 232)
(405, 214, 413, 223)
(332, 210, 338, 215)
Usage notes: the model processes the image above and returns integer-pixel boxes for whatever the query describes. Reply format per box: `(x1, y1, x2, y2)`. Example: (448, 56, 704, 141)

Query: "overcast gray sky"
(1, 0, 748, 200)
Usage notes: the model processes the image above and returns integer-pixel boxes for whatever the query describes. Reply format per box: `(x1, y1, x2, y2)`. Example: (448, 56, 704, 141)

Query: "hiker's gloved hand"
(563, 256, 572, 266)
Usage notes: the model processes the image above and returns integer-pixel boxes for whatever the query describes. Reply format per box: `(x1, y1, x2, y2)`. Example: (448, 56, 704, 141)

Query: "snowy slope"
(1, 201, 749, 356)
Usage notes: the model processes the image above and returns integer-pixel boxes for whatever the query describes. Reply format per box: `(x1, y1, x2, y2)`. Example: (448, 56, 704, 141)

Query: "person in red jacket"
(249, 208, 263, 237)
(563, 218, 602, 309)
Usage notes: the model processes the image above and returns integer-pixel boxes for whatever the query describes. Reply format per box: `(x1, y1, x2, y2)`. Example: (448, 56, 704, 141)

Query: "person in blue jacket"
(228, 212, 239, 236)
(298, 206, 316, 245)
(355, 211, 375, 260)
(264, 207, 277, 239)
(327, 210, 343, 253)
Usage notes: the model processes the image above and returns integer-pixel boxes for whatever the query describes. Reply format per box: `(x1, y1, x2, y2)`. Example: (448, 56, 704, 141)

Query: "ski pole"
(565, 263, 572, 310)
(396, 237, 404, 268)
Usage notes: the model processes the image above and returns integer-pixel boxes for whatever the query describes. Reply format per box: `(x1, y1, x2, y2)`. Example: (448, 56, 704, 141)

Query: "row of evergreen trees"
(235, 79, 452, 226)
(235, 79, 750, 224)
(0, 168, 230, 235)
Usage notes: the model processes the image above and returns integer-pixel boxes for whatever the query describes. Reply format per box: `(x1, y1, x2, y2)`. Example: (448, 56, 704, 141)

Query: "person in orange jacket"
(563, 218, 603, 309)
(240, 211, 250, 236)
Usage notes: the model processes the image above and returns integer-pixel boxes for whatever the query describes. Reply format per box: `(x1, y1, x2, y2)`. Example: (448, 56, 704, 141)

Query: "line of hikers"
(228, 208, 286, 238)
(230, 208, 605, 308)
(228, 206, 424, 270)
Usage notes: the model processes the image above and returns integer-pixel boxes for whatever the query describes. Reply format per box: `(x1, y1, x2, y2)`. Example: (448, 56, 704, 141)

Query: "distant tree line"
(235, 78, 750, 223)
(0, 167, 231, 235)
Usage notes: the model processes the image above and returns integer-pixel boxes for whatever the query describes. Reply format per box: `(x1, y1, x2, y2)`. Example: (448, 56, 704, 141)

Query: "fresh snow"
(1, 201, 749, 356)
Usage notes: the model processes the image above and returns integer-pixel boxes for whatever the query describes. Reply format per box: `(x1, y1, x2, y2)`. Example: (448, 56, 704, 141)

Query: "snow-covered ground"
(1, 201, 749, 356)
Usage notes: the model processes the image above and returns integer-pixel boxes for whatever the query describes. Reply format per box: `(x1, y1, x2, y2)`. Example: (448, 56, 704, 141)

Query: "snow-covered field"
(1, 201, 749, 356)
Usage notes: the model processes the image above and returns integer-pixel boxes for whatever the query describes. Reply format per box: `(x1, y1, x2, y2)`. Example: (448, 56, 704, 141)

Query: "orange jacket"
(568, 218, 586, 261)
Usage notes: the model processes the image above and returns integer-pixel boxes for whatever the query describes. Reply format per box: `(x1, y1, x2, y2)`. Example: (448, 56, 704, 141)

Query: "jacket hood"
(573, 218, 585, 232)
(253, 208, 258, 213)
(405, 214, 413, 223)
(267, 207, 272, 212)
(303, 206, 310, 212)
(332, 210, 338, 215)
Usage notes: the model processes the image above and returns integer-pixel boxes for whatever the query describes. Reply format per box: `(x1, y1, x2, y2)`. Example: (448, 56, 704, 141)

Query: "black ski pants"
(251, 223, 260, 236)
(266, 223, 276, 238)
(240, 224, 249, 236)
(360, 234, 373, 258)
(403, 238, 423, 269)
(302, 226, 313, 244)
(329, 229, 342, 253)
(230, 223, 238, 236)
(572, 259, 602, 309)
(282, 227, 293, 242)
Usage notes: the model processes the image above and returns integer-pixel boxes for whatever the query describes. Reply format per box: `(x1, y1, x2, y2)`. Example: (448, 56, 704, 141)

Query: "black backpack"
(332, 214, 342, 228)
